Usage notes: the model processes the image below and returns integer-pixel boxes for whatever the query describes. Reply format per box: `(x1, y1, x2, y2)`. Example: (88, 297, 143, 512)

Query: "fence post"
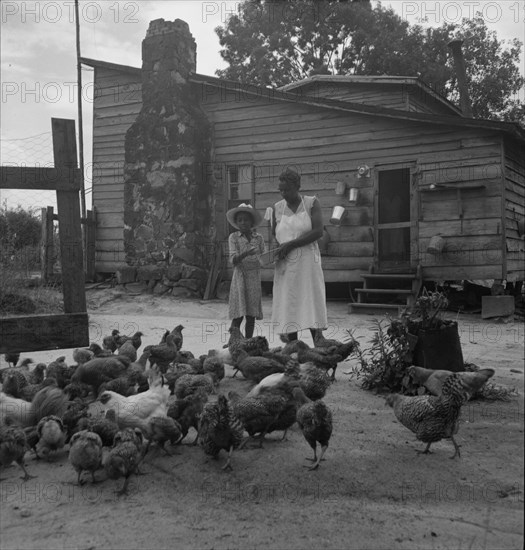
(40, 206, 54, 282)
(85, 207, 96, 282)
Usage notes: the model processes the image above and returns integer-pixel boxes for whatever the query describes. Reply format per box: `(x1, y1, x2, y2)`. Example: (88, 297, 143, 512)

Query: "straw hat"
(226, 203, 263, 229)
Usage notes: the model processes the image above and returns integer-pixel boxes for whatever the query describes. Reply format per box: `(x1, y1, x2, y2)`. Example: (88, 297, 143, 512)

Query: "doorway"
(376, 167, 412, 271)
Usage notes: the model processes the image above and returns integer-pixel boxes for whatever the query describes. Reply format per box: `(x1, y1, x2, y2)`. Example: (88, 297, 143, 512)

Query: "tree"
(0, 205, 41, 251)
(215, 1, 524, 123)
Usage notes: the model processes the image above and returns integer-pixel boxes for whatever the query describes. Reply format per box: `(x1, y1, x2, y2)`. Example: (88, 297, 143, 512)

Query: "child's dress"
(228, 230, 266, 320)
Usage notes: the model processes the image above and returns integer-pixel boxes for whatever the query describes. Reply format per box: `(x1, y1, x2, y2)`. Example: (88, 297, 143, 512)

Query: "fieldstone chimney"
(123, 19, 214, 286)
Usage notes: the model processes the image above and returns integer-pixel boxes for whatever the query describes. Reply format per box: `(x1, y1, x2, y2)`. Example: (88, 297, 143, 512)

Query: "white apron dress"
(271, 195, 328, 335)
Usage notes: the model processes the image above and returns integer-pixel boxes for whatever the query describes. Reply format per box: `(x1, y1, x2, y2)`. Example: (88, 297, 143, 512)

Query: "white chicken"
(98, 371, 170, 437)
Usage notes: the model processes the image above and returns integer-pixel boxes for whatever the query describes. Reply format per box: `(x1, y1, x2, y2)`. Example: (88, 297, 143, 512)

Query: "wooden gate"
(0, 119, 89, 353)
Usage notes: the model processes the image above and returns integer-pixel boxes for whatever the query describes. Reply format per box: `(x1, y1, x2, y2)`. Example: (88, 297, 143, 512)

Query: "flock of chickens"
(0, 324, 496, 495)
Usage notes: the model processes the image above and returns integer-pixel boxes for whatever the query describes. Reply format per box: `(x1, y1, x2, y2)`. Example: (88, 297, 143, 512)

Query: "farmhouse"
(82, 18, 524, 307)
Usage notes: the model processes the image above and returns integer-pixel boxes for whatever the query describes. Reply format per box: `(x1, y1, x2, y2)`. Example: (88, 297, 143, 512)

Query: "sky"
(1, 0, 524, 210)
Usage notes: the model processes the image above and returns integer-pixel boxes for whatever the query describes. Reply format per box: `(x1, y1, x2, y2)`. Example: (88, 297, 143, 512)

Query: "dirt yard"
(1, 289, 523, 550)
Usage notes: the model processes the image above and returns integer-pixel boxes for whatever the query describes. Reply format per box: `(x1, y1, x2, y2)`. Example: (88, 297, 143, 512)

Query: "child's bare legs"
(230, 316, 255, 338)
(245, 316, 255, 338)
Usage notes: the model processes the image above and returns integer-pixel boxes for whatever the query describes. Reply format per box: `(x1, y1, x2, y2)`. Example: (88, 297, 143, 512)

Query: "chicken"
(160, 324, 184, 351)
(144, 334, 180, 372)
(69, 430, 103, 485)
(36, 415, 66, 460)
(167, 389, 209, 444)
(73, 348, 94, 366)
(198, 395, 244, 470)
(386, 373, 469, 459)
(116, 331, 144, 350)
(45, 356, 73, 389)
(233, 350, 285, 383)
(173, 373, 216, 399)
(294, 340, 355, 381)
(202, 355, 225, 383)
(296, 396, 333, 470)
(103, 329, 120, 353)
(62, 400, 90, 442)
(1, 385, 68, 428)
(76, 409, 120, 447)
(298, 362, 331, 401)
(407, 365, 495, 400)
(3, 352, 20, 368)
(98, 372, 170, 437)
(28, 363, 47, 385)
(71, 355, 130, 396)
(246, 358, 301, 398)
(146, 416, 183, 455)
(0, 419, 34, 481)
(89, 342, 114, 357)
(98, 376, 138, 397)
(1, 370, 28, 398)
(118, 339, 138, 363)
(104, 427, 146, 496)
(227, 327, 269, 364)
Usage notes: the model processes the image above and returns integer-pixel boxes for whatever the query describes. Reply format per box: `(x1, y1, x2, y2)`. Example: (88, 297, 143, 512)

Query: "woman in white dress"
(271, 168, 328, 342)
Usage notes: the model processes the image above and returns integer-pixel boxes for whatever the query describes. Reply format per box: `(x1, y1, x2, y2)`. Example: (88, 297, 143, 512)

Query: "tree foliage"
(215, 0, 524, 123)
(0, 205, 41, 250)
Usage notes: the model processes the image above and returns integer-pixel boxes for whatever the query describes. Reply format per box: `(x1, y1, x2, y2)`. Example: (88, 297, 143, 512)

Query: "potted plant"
(402, 288, 464, 372)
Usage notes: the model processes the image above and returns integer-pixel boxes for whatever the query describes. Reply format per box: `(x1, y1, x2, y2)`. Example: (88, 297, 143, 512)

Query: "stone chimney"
(123, 19, 214, 291)
(448, 39, 473, 118)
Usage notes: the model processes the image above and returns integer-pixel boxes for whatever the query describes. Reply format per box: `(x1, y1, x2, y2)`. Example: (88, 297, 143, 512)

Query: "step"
(355, 288, 413, 294)
(361, 273, 417, 280)
(349, 303, 402, 315)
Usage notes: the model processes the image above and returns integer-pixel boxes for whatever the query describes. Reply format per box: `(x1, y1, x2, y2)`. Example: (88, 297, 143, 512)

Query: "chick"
(296, 397, 333, 470)
(167, 389, 209, 444)
(36, 415, 66, 460)
(104, 428, 146, 496)
(69, 430, 103, 485)
(0, 420, 35, 481)
(146, 416, 183, 455)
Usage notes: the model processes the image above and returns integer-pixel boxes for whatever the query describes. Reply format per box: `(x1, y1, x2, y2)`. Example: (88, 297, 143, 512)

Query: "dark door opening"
(377, 168, 411, 271)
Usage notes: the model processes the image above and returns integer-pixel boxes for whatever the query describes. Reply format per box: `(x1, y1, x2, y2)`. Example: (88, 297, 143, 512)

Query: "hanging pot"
(330, 206, 346, 226)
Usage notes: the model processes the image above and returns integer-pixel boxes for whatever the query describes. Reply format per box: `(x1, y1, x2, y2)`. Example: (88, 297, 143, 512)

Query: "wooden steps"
(348, 265, 422, 315)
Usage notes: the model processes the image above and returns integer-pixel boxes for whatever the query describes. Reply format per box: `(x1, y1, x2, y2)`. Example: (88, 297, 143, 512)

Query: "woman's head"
(278, 168, 301, 202)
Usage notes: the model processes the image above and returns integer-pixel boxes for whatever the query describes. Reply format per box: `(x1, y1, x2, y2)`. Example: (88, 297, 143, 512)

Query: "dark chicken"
(296, 397, 333, 470)
(198, 395, 244, 470)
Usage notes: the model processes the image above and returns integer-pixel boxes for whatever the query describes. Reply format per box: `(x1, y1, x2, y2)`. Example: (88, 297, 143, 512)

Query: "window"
(227, 165, 253, 203)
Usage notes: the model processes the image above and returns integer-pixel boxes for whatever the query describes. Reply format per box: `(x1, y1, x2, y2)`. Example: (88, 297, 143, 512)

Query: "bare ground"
(0, 289, 523, 550)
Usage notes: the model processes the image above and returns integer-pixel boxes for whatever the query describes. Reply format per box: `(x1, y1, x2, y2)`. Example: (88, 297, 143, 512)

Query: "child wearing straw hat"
(226, 203, 266, 338)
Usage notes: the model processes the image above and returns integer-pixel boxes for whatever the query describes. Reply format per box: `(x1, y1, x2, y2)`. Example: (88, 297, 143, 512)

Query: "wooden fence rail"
(0, 118, 89, 353)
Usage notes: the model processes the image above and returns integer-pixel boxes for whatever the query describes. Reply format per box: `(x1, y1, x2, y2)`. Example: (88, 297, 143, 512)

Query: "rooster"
(0, 418, 35, 481)
(296, 396, 333, 470)
(386, 373, 469, 458)
(104, 427, 146, 496)
(198, 395, 244, 471)
(36, 415, 66, 460)
(69, 430, 103, 485)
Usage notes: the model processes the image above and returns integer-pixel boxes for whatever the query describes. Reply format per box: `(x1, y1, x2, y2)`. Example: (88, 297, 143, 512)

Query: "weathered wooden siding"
(503, 137, 525, 281)
(200, 89, 509, 283)
(92, 67, 142, 272)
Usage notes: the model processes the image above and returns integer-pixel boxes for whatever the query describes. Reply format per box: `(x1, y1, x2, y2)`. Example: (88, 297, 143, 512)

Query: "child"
(226, 203, 265, 338)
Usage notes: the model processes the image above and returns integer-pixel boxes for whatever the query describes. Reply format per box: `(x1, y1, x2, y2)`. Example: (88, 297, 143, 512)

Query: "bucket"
(335, 181, 346, 196)
(412, 321, 464, 372)
(330, 205, 346, 226)
(427, 235, 445, 254)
